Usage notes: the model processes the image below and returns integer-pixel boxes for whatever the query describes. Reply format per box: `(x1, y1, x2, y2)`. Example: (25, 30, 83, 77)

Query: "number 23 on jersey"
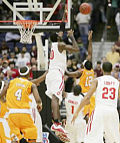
(102, 87, 116, 100)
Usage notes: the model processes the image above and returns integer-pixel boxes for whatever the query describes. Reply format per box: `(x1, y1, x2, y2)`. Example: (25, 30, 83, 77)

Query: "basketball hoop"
(15, 20, 38, 44)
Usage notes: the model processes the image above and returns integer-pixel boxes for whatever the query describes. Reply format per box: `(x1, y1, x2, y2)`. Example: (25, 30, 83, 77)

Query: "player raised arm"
(71, 79, 97, 124)
(86, 30, 93, 61)
(31, 83, 42, 112)
(31, 71, 48, 86)
(58, 30, 79, 53)
(65, 70, 82, 78)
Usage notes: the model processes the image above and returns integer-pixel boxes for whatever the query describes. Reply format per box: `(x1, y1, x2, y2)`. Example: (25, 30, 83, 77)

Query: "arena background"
(0, 0, 120, 142)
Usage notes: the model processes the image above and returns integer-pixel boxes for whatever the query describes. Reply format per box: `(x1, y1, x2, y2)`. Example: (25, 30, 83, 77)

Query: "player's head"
(83, 60, 92, 70)
(102, 62, 112, 73)
(50, 33, 58, 42)
(19, 66, 30, 78)
(73, 85, 82, 96)
(50, 23, 65, 43)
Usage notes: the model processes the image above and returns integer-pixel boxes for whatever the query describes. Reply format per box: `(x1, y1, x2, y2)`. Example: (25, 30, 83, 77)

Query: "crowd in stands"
(0, 42, 38, 82)
(0, 0, 120, 119)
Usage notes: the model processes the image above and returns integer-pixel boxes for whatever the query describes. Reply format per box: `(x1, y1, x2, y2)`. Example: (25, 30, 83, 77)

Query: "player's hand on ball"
(71, 112, 78, 125)
(37, 102, 42, 112)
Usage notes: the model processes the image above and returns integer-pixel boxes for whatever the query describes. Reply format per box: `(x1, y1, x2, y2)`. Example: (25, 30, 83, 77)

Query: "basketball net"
(15, 20, 38, 44)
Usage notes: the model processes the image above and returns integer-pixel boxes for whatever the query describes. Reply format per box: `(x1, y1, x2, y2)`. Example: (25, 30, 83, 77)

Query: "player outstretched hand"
(88, 30, 93, 41)
(67, 29, 74, 37)
(37, 102, 42, 112)
(71, 112, 78, 125)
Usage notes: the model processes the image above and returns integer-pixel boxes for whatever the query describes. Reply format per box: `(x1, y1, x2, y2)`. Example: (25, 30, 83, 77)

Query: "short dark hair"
(102, 62, 112, 73)
(97, 61, 101, 64)
(84, 60, 92, 70)
(73, 85, 82, 95)
(50, 33, 58, 42)
(9, 61, 15, 66)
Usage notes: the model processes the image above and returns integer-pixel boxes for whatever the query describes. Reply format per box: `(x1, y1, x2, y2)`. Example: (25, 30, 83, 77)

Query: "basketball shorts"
(31, 107, 43, 142)
(85, 106, 120, 143)
(65, 119, 86, 143)
(0, 118, 11, 143)
(45, 69, 64, 102)
(8, 113, 37, 141)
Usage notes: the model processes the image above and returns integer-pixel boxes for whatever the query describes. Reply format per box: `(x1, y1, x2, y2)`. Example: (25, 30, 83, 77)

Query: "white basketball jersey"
(65, 93, 84, 123)
(49, 42, 66, 73)
(95, 75, 119, 108)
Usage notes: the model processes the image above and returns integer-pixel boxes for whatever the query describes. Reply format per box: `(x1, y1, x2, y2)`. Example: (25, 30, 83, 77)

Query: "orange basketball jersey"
(79, 69, 94, 93)
(6, 78, 33, 109)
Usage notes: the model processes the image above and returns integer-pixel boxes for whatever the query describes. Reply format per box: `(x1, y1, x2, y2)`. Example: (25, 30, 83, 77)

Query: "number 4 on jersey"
(15, 89, 22, 101)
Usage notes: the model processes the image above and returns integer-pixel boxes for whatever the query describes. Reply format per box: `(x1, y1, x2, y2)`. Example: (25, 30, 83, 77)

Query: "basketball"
(79, 3, 91, 15)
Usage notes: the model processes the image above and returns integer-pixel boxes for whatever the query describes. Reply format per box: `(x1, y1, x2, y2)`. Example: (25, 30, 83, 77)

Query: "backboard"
(0, 0, 72, 32)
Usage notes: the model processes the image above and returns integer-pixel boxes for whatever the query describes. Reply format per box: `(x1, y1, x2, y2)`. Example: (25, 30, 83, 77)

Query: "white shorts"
(45, 69, 64, 101)
(65, 119, 86, 143)
(85, 106, 120, 143)
(29, 94, 43, 142)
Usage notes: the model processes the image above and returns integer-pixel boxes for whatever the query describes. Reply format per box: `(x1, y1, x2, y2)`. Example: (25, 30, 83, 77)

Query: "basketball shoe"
(51, 122, 67, 134)
(51, 122, 70, 142)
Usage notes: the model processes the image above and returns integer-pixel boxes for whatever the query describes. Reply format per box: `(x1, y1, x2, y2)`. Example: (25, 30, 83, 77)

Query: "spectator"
(94, 61, 103, 77)
(101, 56, 108, 64)
(107, 0, 119, 29)
(112, 71, 119, 80)
(2, 60, 10, 74)
(2, 53, 9, 62)
(9, 52, 17, 63)
(113, 63, 120, 72)
(31, 57, 37, 65)
(21, 46, 31, 61)
(16, 51, 30, 68)
(115, 40, 120, 50)
(30, 45, 37, 58)
(115, 8, 120, 40)
(76, 10, 90, 49)
(0, 41, 9, 55)
(112, 63, 120, 80)
(31, 64, 37, 71)
(14, 46, 20, 58)
(7, 61, 19, 78)
(106, 44, 120, 65)
(77, 37, 87, 62)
